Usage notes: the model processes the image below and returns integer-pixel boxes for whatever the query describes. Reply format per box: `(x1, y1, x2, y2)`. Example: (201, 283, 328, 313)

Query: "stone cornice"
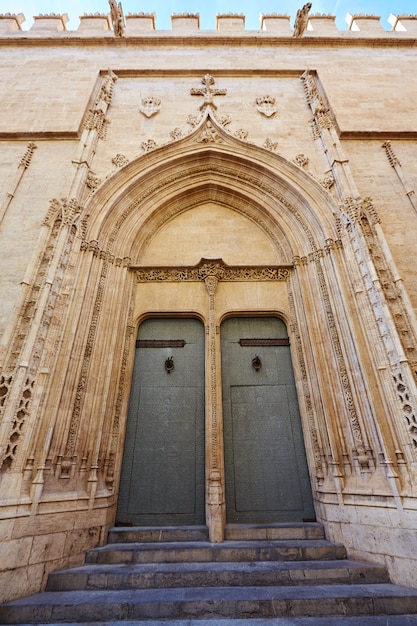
(0, 33, 416, 49)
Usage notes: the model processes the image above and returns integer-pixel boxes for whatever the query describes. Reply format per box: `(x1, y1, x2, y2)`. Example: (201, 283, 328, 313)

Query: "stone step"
(224, 523, 324, 541)
(108, 525, 210, 543)
(11, 618, 417, 626)
(85, 539, 347, 565)
(46, 558, 389, 591)
(2, 583, 417, 623)
(107, 523, 324, 544)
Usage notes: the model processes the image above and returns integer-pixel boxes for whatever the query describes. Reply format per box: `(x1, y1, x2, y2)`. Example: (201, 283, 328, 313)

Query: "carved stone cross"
(190, 74, 227, 110)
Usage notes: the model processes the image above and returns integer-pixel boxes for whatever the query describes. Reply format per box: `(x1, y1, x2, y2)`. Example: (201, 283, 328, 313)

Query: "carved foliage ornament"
(196, 121, 223, 144)
(112, 153, 129, 168)
(134, 260, 292, 283)
(19, 142, 37, 169)
(264, 138, 278, 152)
(141, 139, 157, 152)
(83, 109, 108, 139)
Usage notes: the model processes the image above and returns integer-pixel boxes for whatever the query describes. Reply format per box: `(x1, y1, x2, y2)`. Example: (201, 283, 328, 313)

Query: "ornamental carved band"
(133, 260, 292, 283)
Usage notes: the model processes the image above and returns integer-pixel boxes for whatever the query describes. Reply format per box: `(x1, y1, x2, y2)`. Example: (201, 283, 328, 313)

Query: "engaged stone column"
(204, 275, 225, 543)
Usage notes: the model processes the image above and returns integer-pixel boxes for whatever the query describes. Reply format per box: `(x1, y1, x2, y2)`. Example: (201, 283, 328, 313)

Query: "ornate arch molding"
(82, 111, 340, 263)
(48, 115, 363, 494)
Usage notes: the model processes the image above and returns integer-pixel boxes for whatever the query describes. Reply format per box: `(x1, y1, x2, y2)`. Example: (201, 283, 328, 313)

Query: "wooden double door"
(117, 316, 314, 526)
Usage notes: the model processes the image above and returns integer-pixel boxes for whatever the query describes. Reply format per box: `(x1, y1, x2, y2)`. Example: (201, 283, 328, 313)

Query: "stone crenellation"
(0, 10, 416, 34)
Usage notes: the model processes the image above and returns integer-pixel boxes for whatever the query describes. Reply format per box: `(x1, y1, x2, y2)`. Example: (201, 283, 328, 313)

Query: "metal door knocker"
(165, 356, 174, 373)
(252, 355, 262, 371)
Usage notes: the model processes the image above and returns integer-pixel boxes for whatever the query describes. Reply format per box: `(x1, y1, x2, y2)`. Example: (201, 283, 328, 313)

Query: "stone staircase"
(2, 523, 417, 625)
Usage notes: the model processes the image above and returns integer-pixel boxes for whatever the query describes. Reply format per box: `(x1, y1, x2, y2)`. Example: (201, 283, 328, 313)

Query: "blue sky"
(1, 0, 416, 30)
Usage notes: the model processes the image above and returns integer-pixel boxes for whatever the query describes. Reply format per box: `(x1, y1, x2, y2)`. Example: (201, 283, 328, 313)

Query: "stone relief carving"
(139, 96, 161, 118)
(196, 121, 223, 144)
(134, 260, 291, 283)
(287, 285, 324, 482)
(83, 109, 108, 139)
(112, 153, 129, 168)
(361, 210, 417, 392)
(309, 118, 321, 140)
(234, 128, 249, 140)
(104, 288, 136, 491)
(80, 240, 130, 267)
(293, 2, 312, 37)
(382, 140, 401, 168)
(316, 107, 335, 130)
(256, 95, 277, 118)
(187, 114, 201, 128)
(1, 202, 81, 470)
(264, 138, 278, 151)
(301, 71, 335, 130)
(141, 139, 157, 152)
(217, 114, 232, 127)
(342, 196, 417, 458)
(43, 197, 82, 228)
(19, 142, 37, 169)
(320, 174, 335, 190)
(86, 171, 101, 190)
(393, 372, 417, 450)
(382, 141, 416, 212)
(190, 74, 227, 110)
(293, 154, 309, 168)
(170, 127, 183, 140)
(96, 69, 117, 106)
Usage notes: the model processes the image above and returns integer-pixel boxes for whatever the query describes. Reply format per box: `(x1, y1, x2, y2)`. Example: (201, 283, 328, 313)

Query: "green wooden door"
(221, 317, 315, 523)
(117, 318, 205, 526)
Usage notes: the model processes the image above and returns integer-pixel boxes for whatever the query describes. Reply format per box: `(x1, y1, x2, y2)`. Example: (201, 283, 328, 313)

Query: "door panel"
(221, 317, 315, 523)
(117, 318, 205, 526)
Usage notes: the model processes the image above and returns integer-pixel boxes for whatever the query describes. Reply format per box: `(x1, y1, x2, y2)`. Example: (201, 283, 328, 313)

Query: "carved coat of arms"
(256, 95, 277, 118)
(139, 97, 161, 118)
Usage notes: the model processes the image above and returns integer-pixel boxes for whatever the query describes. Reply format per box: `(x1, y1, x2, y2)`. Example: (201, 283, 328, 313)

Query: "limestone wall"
(0, 9, 416, 603)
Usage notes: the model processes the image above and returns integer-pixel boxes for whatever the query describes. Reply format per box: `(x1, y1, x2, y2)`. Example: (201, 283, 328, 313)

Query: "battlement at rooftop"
(0, 9, 417, 36)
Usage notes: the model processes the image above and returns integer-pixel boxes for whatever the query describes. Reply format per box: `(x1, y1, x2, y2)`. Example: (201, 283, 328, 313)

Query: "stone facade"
(0, 8, 417, 603)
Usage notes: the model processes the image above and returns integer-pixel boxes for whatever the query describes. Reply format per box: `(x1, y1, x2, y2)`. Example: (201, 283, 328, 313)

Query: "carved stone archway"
(9, 110, 416, 551)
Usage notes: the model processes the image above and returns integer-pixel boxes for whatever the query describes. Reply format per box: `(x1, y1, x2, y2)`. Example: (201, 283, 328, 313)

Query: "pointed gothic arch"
(24, 112, 397, 541)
